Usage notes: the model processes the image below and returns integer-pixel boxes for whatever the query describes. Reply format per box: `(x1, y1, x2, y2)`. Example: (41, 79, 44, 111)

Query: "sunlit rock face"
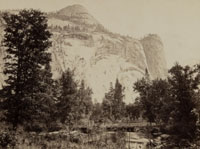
(0, 5, 167, 103)
(141, 34, 167, 79)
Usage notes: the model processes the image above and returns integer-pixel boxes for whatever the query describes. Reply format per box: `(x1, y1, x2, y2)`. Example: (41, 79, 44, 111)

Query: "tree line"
(0, 9, 130, 132)
(134, 65, 200, 146)
(0, 10, 92, 132)
(1, 9, 200, 148)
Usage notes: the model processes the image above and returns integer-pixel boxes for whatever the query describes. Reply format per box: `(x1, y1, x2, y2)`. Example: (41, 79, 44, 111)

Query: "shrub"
(0, 131, 16, 148)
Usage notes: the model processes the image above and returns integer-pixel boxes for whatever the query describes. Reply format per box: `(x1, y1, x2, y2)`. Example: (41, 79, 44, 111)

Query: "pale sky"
(0, 0, 200, 68)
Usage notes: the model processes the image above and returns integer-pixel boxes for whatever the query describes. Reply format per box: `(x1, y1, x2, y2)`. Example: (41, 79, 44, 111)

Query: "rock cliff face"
(0, 5, 167, 103)
(141, 34, 167, 79)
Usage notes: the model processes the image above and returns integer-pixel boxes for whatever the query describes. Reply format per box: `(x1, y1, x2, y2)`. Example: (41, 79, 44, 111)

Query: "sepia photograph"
(0, 0, 200, 148)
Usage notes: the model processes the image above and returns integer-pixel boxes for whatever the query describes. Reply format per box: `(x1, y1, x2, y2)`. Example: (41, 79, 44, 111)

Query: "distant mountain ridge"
(0, 5, 167, 103)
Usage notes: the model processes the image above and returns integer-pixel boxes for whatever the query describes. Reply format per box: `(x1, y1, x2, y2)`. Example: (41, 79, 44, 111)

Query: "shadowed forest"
(0, 9, 200, 149)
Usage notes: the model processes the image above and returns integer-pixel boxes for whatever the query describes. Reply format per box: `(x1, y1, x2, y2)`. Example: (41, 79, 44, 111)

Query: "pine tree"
(56, 69, 94, 128)
(0, 9, 52, 129)
(113, 79, 125, 121)
(56, 69, 78, 125)
(77, 80, 93, 117)
(102, 83, 115, 121)
(102, 79, 125, 122)
(168, 63, 200, 142)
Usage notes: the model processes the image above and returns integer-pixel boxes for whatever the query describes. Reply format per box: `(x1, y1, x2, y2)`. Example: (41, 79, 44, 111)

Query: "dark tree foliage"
(102, 79, 125, 122)
(168, 63, 200, 141)
(134, 63, 200, 145)
(152, 79, 172, 124)
(102, 84, 114, 121)
(134, 72, 171, 124)
(77, 80, 93, 117)
(56, 69, 78, 125)
(90, 102, 103, 124)
(56, 69, 93, 126)
(125, 101, 141, 121)
(113, 79, 125, 120)
(0, 9, 52, 129)
(133, 76, 154, 123)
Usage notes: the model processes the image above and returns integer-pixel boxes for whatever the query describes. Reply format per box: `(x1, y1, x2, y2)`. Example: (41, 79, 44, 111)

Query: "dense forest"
(0, 9, 200, 149)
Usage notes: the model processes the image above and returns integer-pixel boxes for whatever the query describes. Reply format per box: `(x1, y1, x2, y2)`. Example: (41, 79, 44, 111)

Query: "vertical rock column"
(140, 34, 167, 79)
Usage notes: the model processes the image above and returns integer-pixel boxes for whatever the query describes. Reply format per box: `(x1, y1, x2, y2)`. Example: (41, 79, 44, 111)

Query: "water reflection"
(125, 132, 149, 149)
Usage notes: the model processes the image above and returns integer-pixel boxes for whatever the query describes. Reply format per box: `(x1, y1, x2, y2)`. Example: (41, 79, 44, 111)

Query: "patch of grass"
(12, 130, 127, 149)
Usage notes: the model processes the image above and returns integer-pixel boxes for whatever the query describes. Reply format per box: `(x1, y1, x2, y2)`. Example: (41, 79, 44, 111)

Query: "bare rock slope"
(0, 5, 167, 103)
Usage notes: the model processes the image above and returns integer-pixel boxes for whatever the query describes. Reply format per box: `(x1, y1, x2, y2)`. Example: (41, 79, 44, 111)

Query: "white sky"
(0, 0, 200, 68)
